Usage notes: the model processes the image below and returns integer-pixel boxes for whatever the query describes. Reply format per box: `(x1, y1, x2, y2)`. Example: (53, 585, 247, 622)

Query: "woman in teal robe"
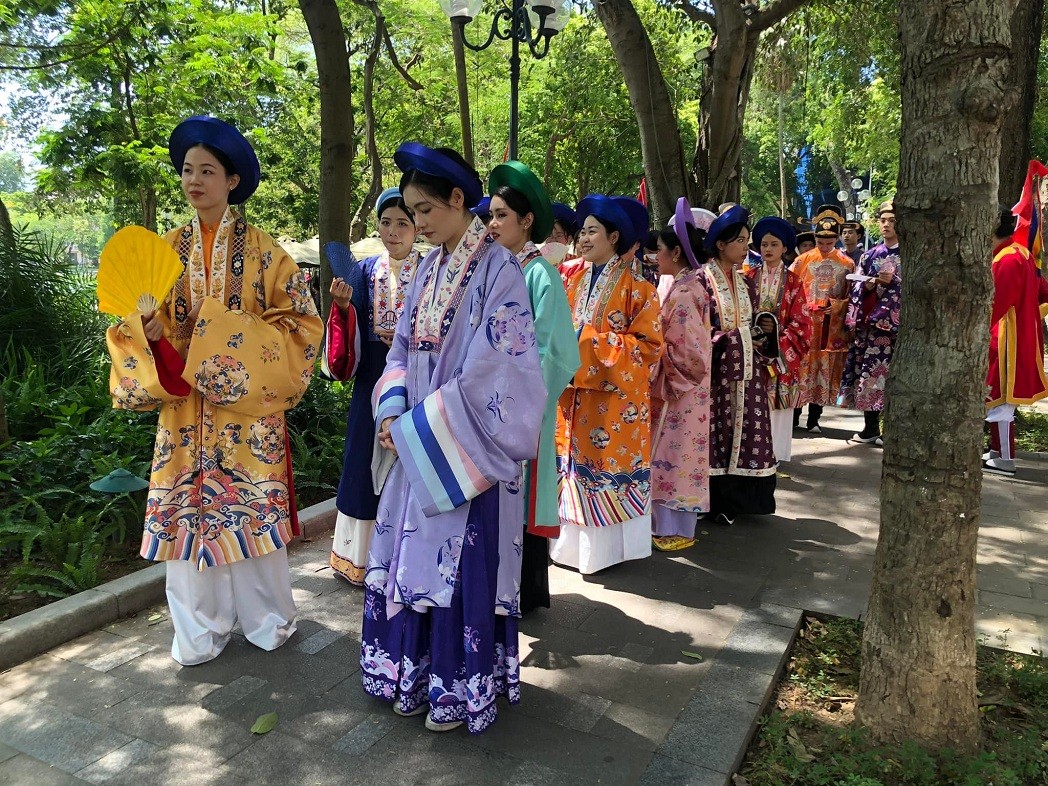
(486, 160, 580, 613)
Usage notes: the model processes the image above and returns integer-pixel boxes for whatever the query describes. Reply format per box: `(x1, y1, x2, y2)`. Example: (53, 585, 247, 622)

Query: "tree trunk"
(139, 187, 157, 232)
(300, 0, 354, 319)
(692, 2, 757, 209)
(854, 0, 1014, 754)
(827, 154, 855, 218)
(452, 22, 474, 166)
(998, 0, 1044, 206)
(0, 194, 13, 247)
(593, 0, 691, 226)
(778, 91, 787, 217)
(349, 0, 384, 242)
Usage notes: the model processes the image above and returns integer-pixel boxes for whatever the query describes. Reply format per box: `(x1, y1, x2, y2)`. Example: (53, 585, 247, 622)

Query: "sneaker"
(875, 437, 883, 447)
(393, 703, 427, 718)
(852, 431, 880, 444)
(714, 513, 736, 527)
(981, 449, 1000, 461)
(982, 457, 1016, 477)
(807, 424, 822, 434)
(425, 714, 464, 732)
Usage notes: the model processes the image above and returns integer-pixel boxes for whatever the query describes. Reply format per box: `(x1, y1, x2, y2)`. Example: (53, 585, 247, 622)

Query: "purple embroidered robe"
(838, 243, 901, 411)
(701, 263, 777, 478)
(367, 218, 545, 619)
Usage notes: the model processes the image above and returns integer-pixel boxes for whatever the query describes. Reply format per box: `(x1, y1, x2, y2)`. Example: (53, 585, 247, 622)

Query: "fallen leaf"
(681, 650, 704, 661)
(251, 712, 278, 734)
(700, 530, 710, 536)
(731, 775, 751, 786)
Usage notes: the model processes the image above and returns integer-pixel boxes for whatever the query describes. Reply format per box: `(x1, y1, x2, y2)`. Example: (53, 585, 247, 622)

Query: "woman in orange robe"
(552, 194, 664, 574)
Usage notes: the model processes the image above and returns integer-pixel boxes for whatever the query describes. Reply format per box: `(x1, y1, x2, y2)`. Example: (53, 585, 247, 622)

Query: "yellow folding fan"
(97, 226, 183, 318)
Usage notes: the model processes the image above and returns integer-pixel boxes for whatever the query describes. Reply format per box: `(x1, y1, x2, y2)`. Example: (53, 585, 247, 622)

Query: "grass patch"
(1016, 408, 1048, 453)
(738, 616, 1048, 785)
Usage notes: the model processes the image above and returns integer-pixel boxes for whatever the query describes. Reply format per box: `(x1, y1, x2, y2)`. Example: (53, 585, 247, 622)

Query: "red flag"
(637, 177, 648, 207)
(1012, 160, 1048, 273)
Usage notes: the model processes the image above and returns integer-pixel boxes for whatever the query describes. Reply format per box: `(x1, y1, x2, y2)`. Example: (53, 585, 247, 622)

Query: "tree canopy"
(0, 0, 1041, 250)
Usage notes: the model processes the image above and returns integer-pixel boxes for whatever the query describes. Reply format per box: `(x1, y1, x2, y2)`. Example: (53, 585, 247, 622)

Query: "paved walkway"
(0, 408, 1044, 785)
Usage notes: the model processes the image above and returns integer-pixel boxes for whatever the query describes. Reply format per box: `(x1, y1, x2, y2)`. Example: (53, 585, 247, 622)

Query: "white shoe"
(982, 457, 1016, 476)
(981, 449, 1000, 461)
(393, 703, 427, 718)
(875, 437, 883, 447)
(852, 432, 880, 444)
(425, 714, 464, 732)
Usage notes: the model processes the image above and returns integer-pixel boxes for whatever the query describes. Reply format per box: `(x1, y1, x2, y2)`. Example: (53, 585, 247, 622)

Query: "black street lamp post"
(441, 0, 571, 161)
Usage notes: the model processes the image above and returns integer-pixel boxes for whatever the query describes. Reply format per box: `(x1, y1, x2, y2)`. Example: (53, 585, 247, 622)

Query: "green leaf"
(681, 650, 704, 661)
(251, 712, 278, 734)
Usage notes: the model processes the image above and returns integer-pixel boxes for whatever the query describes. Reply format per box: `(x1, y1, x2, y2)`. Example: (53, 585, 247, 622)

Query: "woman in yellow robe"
(552, 194, 663, 574)
(104, 116, 323, 665)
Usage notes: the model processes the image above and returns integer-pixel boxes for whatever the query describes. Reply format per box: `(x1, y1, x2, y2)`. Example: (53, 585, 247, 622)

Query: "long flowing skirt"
(359, 488, 520, 734)
(330, 513, 372, 585)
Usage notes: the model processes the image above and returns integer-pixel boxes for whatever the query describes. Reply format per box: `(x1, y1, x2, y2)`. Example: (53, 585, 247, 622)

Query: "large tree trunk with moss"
(593, 0, 692, 225)
(998, 0, 1044, 206)
(300, 0, 353, 319)
(854, 0, 1014, 754)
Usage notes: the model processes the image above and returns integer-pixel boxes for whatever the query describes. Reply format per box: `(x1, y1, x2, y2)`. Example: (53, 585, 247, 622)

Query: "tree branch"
(752, 0, 810, 34)
(673, 0, 716, 27)
(381, 27, 423, 90)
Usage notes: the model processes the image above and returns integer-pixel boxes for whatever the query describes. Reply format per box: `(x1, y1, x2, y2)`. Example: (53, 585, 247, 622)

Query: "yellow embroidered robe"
(556, 257, 664, 527)
(105, 209, 323, 569)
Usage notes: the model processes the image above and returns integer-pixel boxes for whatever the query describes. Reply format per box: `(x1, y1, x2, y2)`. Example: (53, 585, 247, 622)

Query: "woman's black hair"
(659, 224, 709, 267)
(491, 184, 538, 241)
(189, 142, 237, 177)
(591, 214, 630, 255)
(712, 222, 749, 259)
(994, 206, 1017, 239)
(398, 147, 482, 210)
(378, 196, 415, 224)
(644, 229, 660, 252)
(555, 217, 579, 239)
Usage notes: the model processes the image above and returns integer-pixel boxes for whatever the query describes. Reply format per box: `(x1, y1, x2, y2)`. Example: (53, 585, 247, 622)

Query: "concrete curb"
(641, 603, 806, 786)
(0, 497, 339, 673)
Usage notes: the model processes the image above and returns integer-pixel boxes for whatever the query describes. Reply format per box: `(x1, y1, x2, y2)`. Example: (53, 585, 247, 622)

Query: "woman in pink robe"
(650, 199, 713, 551)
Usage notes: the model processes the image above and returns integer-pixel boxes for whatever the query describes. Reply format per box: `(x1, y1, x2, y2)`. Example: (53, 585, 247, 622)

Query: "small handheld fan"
(97, 226, 183, 318)
(323, 241, 366, 313)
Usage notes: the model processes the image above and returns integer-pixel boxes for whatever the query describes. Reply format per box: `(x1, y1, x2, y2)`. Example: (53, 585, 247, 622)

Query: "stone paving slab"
(0, 407, 1043, 785)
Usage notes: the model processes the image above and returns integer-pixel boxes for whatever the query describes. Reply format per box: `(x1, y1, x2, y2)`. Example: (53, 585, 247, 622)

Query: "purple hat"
(575, 194, 636, 253)
(393, 142, 483, 209)
(169, 116, 260, 204)
(672, 197, 702, 269)
(751, 216, 797, 251)
(705, 204, 751, 252)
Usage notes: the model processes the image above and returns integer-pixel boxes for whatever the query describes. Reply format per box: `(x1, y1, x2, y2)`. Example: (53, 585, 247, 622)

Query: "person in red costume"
(983, 208, 1048, 476)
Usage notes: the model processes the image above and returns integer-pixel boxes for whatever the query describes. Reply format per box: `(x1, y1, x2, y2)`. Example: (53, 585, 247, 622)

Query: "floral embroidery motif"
(227, 332, 244, 348)
(246, 415, 285, 465)
(486, 301, 535, 356)
(195, 354, 250, 406)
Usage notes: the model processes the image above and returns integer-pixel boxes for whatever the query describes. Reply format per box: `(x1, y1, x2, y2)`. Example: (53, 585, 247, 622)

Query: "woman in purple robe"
(359, 143, 545, 734)
(700, 206, 778, 527)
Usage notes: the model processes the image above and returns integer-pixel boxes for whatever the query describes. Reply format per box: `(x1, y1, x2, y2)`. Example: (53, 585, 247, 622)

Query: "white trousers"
(769, 409, 794, 462)
(165, 548, 298, 666)
(550, 515, 652, 575)
(986, 403, 1016, 460)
